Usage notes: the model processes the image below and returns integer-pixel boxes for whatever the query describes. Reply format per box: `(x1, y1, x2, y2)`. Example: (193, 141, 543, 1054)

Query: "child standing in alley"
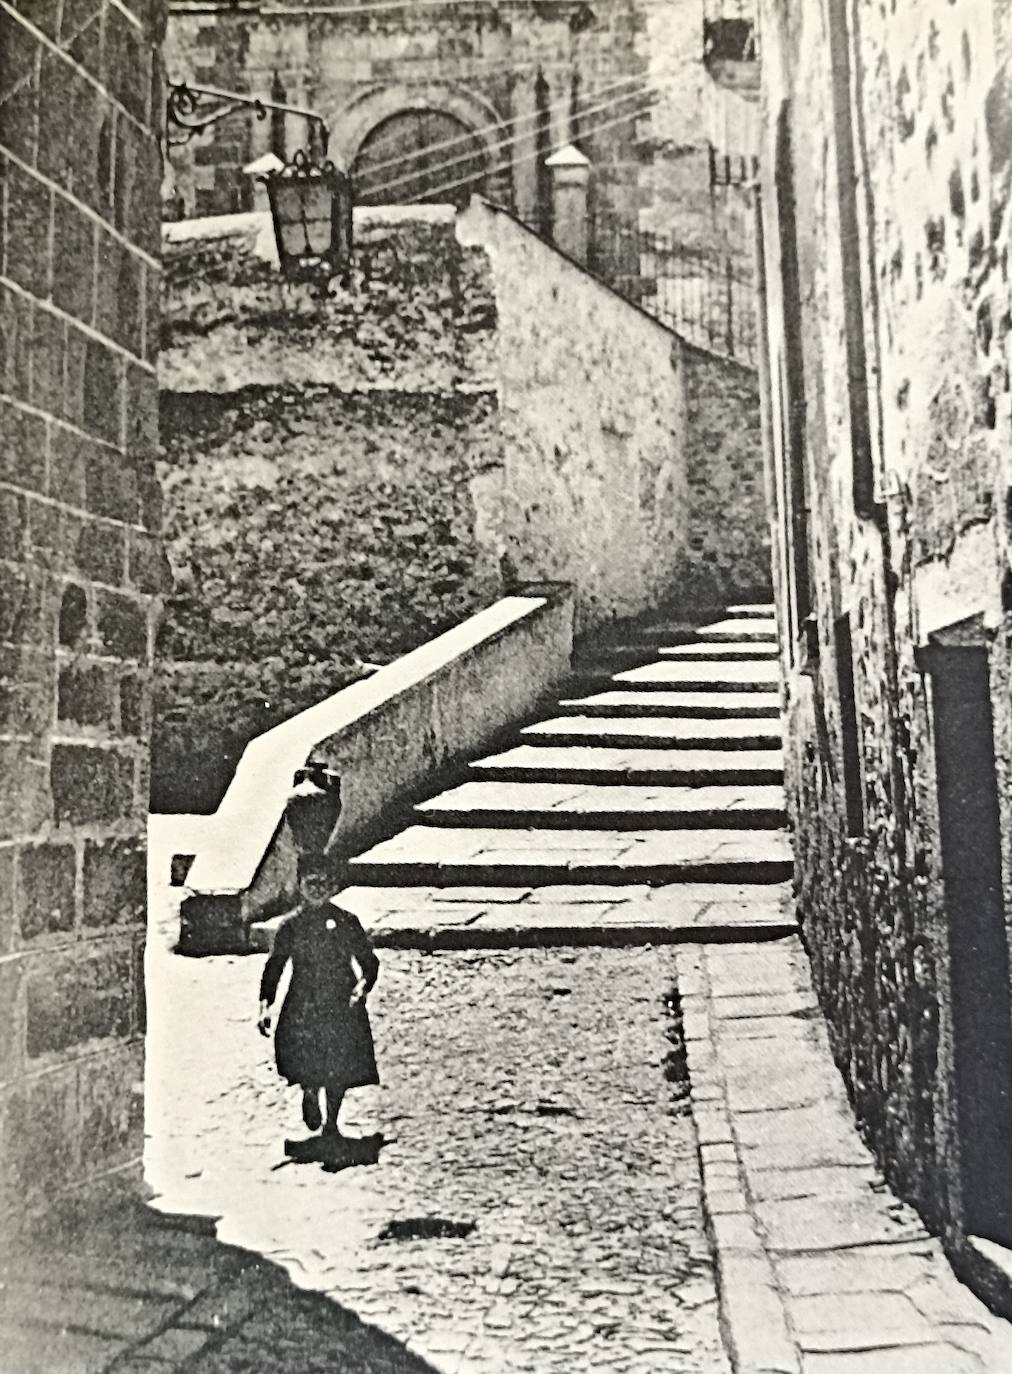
(257, 858, 380, 1141)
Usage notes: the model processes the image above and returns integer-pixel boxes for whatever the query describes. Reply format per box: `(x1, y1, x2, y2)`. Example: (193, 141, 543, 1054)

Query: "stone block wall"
(758, 0, 1012, 1240)
(679, 345, 768, 608)
(0, 0, 165, 1216)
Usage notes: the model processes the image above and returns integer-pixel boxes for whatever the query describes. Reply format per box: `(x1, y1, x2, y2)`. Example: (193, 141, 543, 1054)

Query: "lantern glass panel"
(272, 179, 333, 259)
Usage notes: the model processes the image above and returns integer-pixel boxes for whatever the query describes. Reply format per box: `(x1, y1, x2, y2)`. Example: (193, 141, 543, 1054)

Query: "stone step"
(470, 744, 784, 786)
(592, 619, 706, 646)
(415, 780, 787, 830)
(694, 617, 778, 642)
(615, 660, 781, 692)
(557, 690, 781, 719)
(725, 603, 776, 619)
(658, 641, 778, 661)
(250, 881, 796, 951)
(349, 825, 793, 887)
(518, 715, 782, 751)
(571, 646, 662, 672)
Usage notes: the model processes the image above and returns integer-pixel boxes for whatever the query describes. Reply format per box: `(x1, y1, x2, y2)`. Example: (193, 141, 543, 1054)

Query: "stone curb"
(249, 914, 798, 955)
(674, 945, 802, 1374)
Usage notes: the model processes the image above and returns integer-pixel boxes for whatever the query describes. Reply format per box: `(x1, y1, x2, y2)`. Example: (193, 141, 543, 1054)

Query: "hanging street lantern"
(165, 81, 354, 287)
(260, 149, 354, 286)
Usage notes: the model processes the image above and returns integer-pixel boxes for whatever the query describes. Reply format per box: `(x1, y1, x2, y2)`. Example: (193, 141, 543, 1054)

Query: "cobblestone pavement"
(142, 883, 730, 1374)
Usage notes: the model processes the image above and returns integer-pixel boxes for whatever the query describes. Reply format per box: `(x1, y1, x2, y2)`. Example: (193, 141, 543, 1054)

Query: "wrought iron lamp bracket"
(165, 81, 329, 152)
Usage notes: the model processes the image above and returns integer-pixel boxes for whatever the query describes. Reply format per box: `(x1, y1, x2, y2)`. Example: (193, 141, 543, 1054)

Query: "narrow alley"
(145, 914, 729, 1374)
(135, 611, 1012, 1373)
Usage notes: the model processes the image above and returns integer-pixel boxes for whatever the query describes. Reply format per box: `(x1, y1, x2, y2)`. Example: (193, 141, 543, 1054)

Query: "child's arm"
(257, 919, 293, 1033)
(343, 909, 379, 1005)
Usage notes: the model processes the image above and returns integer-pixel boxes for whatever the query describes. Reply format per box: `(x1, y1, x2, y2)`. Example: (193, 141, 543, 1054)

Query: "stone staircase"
(322, 604, 796, 948)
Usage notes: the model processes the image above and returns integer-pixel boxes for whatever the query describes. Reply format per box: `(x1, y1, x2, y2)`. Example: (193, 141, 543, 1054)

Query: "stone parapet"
(177, 589, 575, 953)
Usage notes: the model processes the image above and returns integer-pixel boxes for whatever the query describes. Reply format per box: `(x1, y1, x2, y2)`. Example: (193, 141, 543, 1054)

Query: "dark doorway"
(924, 634, 1012, 1243)
(353, 109, 488, 207)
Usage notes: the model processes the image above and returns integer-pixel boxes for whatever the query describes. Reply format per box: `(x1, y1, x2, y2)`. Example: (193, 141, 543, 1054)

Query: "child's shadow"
(279, 1132, 385, 1174)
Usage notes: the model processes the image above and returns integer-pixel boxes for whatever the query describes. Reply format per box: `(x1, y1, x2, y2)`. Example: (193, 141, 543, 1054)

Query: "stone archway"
(353, 108, 488, 207)
(329, 83, 511, 207)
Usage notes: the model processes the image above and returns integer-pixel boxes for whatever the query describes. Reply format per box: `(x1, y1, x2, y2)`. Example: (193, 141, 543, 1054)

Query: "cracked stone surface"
(141, 879, 730, 1374)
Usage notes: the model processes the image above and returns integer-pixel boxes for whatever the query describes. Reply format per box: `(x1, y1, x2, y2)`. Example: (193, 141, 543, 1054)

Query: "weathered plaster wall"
(458, 198, 686, 627)
(157, 386, 503, 812)
(0, 0, 165, 1215)
(161, 207, 496, 392)
(758, 0, 1012, 1237)
(459, 198, 767, 628)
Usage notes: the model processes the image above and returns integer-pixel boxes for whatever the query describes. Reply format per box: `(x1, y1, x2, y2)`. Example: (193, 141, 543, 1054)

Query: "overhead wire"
(362, 89, 656, 203)
(353, 71, 644, 182)
(355, 78, 653, 195)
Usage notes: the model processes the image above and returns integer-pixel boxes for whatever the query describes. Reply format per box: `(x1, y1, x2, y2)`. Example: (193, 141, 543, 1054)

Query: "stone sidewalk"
(675, 937, 1012, 1372)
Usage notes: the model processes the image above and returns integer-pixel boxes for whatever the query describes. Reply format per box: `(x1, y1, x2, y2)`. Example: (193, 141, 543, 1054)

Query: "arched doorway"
(352, 109, 489, 207)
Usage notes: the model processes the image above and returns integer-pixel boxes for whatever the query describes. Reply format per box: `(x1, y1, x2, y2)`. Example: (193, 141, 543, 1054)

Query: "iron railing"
(637, 231, 758, 367)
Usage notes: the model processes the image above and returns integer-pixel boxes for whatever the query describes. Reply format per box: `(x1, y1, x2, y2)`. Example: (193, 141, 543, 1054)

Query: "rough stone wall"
(0, 0, 165, 1215)
(160, 202, 768, 809)
(157, 211, 503, 812)
(680, 346, 768, 608)
(758, 0, 1012, 1237)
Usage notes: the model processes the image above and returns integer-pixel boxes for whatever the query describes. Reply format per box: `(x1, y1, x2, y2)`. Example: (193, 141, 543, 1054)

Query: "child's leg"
(322, 1082, 345, 1136)
(301, 1087, 322, 1131)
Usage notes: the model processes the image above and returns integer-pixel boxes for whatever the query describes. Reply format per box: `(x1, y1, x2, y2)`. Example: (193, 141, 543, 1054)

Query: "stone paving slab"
(249, 883, 797, 952)
(349, 825, 793, 887)
(674, 937, 1012, 1373)
(519, 716, 782, 750)
(557, 690, 782, 718)
(416, 781, 787, 830)
(616, 660, 781, 691)
(470, 744, 784, 786)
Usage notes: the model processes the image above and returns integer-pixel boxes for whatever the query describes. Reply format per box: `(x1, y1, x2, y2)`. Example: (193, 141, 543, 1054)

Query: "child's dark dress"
(259, 902, 380, 1092)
